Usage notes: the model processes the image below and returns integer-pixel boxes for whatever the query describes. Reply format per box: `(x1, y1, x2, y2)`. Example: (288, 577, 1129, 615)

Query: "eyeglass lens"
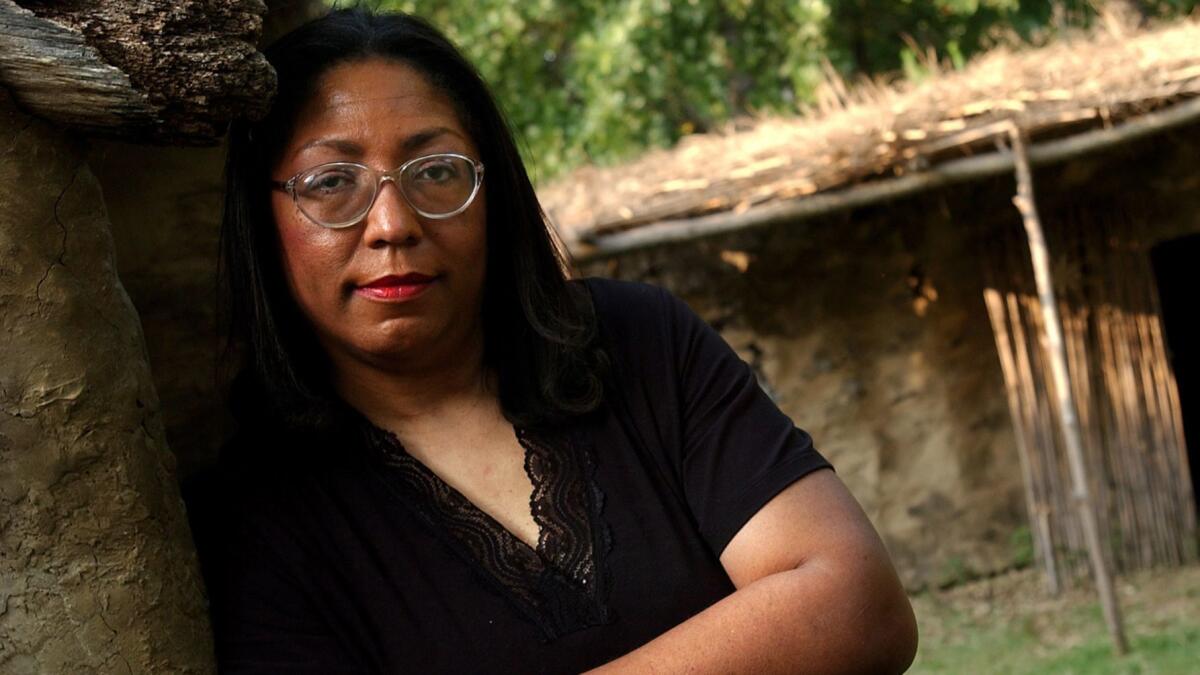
(294, 155, 478, 226)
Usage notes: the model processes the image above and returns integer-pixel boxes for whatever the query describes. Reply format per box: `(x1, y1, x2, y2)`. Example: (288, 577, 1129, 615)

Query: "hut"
(540, 18, 1200, 590)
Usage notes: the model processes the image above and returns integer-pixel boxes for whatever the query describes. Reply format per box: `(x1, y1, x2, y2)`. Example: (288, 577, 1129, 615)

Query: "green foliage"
(376, 0, 827, 180)
(826, 0, 1094, 77)
(362, 0, 1199, 180)
(936, 554, 981, 588)
(1009, 524, 1034, 569)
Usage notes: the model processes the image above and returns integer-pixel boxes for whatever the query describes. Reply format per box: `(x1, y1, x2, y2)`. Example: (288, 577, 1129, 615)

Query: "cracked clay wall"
(0, 92, 214, 672)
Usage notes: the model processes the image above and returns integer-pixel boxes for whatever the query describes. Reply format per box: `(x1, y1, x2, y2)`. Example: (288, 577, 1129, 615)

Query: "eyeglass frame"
(269, 152, 486, 229)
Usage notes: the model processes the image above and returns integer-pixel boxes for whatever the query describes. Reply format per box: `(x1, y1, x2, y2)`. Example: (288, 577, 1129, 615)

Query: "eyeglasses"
(270, 152, 485, 229)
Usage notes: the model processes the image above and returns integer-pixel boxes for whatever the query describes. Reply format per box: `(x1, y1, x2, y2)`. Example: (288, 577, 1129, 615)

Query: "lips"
(355, 272, 438, 301)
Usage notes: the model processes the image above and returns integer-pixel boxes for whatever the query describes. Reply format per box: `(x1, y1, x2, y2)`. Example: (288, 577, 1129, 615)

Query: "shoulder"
(207, 424, 342, 521)
(195, 433, 296, 537)
(184, 429, 316, 596)
(575, 277, 722, 367)
(572, 278, 736, 417)
(577, 277, 671, 319)
(189, 427, 354, 583)
(575, 277, 698, 341)
(574, 277, 677, 367)
(576, 276, 668, 303)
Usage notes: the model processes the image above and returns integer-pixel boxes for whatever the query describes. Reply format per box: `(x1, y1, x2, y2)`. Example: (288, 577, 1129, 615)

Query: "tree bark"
(0, 0, 274, 145)
(0, 89, 215, 672)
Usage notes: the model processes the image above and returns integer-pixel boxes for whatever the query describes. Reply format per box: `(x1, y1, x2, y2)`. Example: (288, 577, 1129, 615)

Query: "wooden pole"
(1006, 124, 1130, 655)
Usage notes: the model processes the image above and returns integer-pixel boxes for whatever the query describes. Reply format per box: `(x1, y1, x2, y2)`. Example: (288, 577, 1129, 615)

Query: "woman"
(201, 7, 917, 673)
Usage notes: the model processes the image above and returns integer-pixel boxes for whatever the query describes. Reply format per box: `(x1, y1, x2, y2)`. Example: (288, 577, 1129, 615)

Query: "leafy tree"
(825, 0, 1095, 77)
(379, 0, 827, 179)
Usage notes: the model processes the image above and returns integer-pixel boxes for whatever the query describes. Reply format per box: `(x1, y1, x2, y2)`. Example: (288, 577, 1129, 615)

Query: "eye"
(411, 158, 461, 184)
(301, 167, 360, 195)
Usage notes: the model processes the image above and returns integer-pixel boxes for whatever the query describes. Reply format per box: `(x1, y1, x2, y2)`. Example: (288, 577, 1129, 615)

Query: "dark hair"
(219, 8, 607, 432)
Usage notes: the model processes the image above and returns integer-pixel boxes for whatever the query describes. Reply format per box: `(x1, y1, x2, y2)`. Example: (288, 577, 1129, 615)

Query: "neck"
(329, 333, 493, 432)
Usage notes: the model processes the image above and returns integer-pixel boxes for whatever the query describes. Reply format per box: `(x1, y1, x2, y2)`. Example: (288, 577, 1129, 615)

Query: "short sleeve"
(584, 278, 831, 556)
(664, 287, 831, 553)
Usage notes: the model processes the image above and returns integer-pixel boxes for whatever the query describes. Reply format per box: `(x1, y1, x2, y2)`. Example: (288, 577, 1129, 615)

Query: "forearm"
(587, 558, 916, 675)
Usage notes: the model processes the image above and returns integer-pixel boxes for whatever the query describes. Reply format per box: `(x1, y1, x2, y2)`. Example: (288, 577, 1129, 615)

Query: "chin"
(357, 318, 447, 361)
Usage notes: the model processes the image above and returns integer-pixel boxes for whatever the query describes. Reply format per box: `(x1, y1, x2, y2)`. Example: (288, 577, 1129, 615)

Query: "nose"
(360, 177, 423, 248)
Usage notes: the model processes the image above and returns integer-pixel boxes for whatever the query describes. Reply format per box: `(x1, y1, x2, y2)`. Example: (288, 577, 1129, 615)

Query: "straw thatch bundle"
(540, 19, 1200, 246)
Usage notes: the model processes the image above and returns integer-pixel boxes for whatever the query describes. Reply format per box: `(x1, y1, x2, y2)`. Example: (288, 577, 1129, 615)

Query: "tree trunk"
(0, 89, 215, 672)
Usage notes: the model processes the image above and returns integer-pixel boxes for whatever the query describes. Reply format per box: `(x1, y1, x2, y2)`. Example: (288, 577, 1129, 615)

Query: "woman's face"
(270, 58, 488, 374)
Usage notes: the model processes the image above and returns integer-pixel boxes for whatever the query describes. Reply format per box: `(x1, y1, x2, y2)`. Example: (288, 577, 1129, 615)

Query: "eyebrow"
(291, 127, 462, 161)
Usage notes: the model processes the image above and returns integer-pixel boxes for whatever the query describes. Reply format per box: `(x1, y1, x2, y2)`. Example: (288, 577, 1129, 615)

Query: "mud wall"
(578, 127, 1200, 589)
(0, 90, 214, 674)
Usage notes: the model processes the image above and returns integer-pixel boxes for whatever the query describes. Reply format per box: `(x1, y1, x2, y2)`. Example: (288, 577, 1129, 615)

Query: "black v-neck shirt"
(188, 278, 831, 674)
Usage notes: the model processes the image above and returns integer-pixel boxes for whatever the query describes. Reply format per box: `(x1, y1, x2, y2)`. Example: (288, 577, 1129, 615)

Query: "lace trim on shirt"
(361, 420, 612, 641)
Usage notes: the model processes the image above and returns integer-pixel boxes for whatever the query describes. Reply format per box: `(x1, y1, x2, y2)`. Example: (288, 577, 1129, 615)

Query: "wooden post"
(1007, 124, 1130, 655)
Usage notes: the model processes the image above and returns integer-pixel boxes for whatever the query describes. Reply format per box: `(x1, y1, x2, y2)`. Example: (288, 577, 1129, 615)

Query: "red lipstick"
(355, 273, 437, 301)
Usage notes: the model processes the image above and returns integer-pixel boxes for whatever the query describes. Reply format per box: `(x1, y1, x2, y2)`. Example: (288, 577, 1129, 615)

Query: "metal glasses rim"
(272, 152, 485, 228)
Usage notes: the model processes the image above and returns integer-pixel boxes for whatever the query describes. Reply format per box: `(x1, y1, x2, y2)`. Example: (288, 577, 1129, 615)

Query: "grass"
(909, 564, 1200, 674)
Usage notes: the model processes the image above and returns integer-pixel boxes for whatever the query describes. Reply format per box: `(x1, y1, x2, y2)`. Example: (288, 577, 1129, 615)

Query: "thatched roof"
(541, 19, 1200, 260)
